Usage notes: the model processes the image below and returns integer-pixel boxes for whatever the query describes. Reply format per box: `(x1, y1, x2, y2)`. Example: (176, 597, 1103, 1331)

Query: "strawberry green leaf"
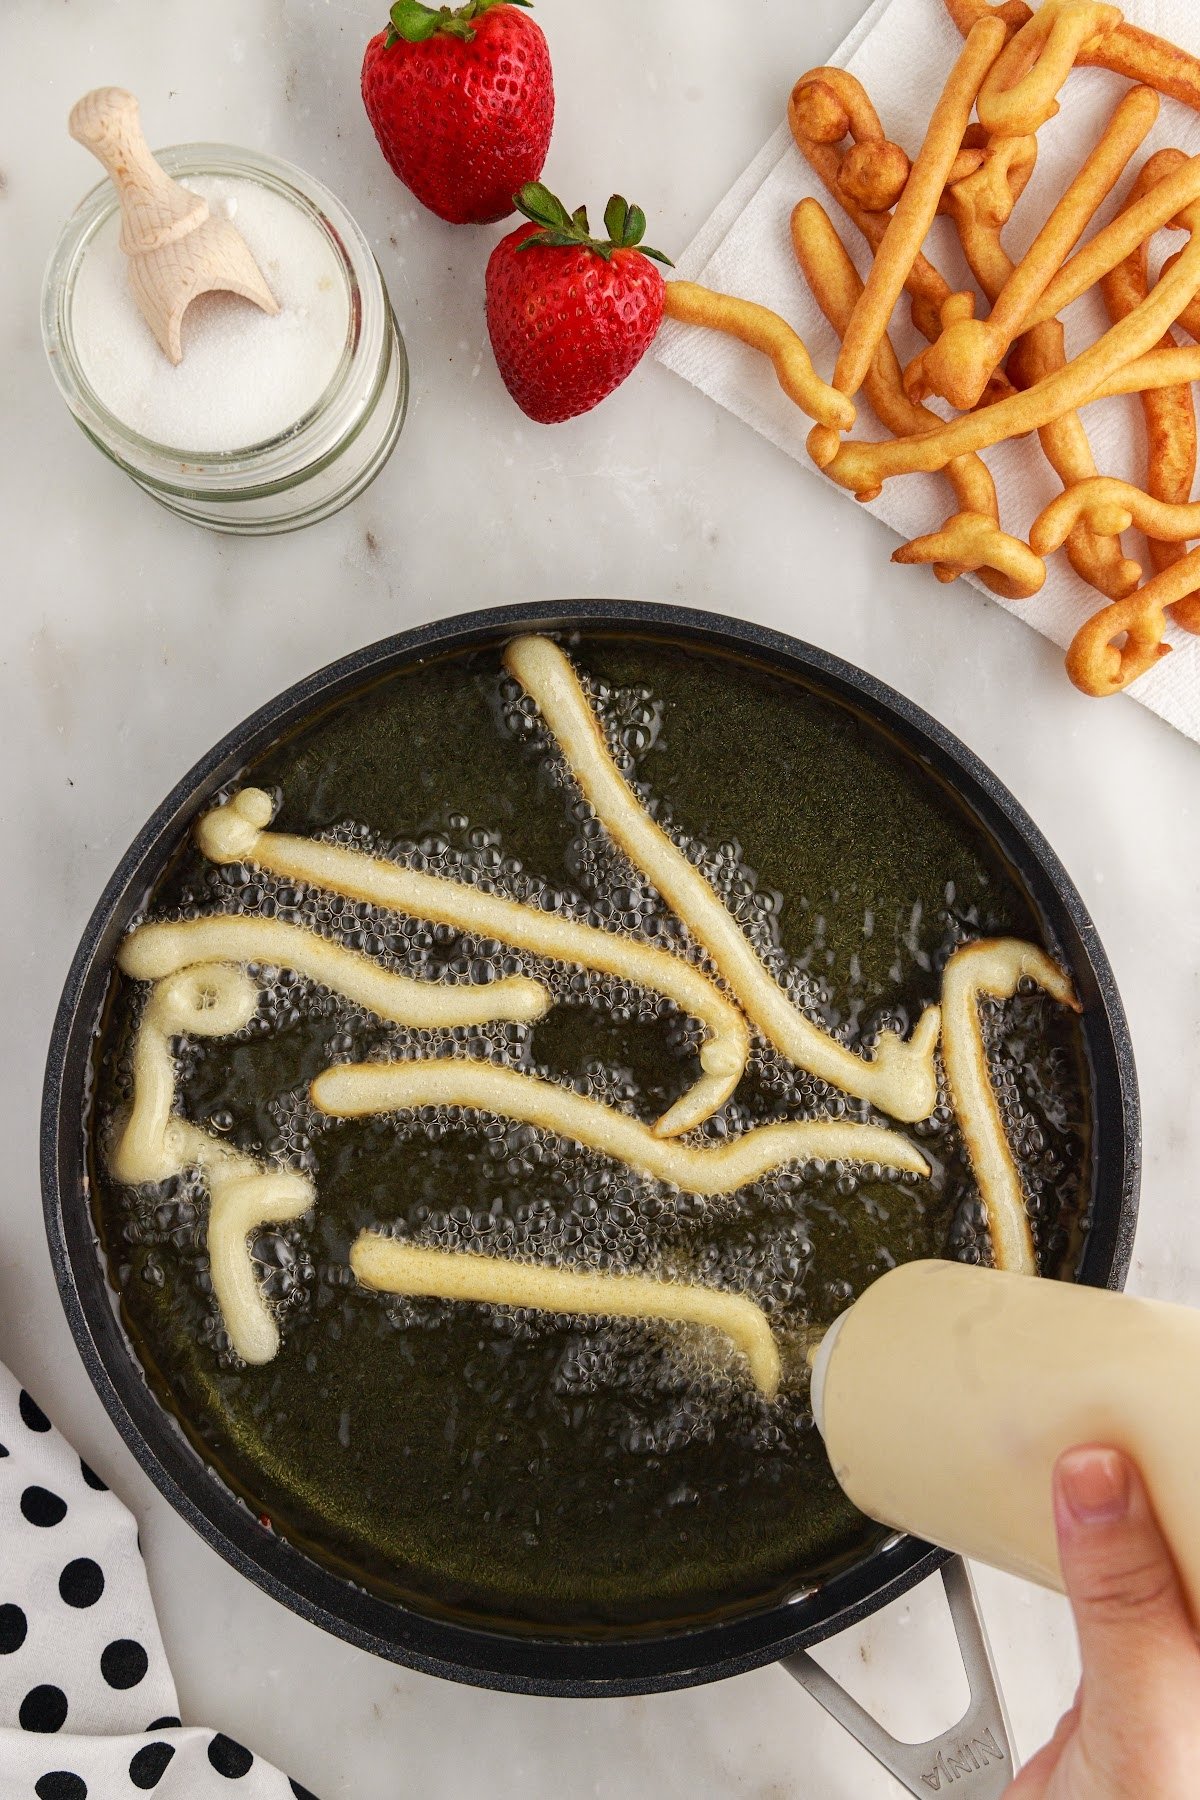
(517, 228, 587, 250)
(514, 181, 572, 230)
(385, 0, 528, 45)
(387, 0, 450, 43)
(512, 185, 669, 264)
(639, 246, 674, 265)
(603, 195, 629, 243)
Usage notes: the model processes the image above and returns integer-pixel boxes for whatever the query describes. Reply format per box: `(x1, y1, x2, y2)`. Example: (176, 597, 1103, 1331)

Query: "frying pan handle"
(781, 1558, 1017, 1798)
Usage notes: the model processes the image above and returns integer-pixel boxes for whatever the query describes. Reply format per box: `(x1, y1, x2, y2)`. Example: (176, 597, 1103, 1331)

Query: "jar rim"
(42, 142, 385, 482)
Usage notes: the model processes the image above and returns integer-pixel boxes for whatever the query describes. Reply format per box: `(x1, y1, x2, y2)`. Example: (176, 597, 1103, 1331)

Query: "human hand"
(1007, 1446, 1200, 1798)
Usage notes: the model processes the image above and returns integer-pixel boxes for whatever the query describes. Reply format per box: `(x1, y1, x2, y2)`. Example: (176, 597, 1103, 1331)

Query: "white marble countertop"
(3, 1, 1199, 1794)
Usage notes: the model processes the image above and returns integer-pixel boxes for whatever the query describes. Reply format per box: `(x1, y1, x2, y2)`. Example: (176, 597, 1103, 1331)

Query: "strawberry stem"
(384, 0, 531, 48)
(513, 182, 673, 264)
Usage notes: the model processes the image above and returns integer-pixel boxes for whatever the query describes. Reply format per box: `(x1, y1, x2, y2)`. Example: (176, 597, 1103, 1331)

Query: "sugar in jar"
(43, 143, 407, 534)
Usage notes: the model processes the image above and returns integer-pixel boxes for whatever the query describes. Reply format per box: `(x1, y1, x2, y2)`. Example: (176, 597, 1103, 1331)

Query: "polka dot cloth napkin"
(0, 1361, 318, 1800)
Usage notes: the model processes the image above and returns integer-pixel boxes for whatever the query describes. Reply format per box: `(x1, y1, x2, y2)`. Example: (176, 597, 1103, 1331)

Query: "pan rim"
(40, 597, 1140, 1695)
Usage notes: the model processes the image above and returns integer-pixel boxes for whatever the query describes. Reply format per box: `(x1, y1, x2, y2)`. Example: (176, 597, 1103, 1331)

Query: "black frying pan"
(40, 602, 1139, 1768)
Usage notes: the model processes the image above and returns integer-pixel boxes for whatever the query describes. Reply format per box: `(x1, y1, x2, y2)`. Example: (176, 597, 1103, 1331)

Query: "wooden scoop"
(68, 87, 280, 365)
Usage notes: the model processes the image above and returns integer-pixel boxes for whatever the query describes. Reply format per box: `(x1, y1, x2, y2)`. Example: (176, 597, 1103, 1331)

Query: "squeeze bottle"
(808, 1258, 1200, 1616)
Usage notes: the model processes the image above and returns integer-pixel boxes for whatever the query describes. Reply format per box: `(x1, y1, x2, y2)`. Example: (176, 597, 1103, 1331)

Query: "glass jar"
(42, 143, 408, 535)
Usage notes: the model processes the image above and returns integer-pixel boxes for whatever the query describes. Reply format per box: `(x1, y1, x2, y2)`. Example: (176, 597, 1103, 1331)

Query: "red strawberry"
(485, 184, 673, 424)
(361, 0, 553, 226)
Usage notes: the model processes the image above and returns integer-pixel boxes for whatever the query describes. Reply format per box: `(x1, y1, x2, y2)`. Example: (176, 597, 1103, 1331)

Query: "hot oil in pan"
(87, 635, 1091, 1635)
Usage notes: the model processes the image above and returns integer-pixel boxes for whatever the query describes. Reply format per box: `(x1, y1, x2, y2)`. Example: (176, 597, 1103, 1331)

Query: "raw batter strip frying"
(311, 1056, 931, 1189)
(110, 965, 314, 1365)
(351, 1234, 783, 1399)
(940, 938, 1081, 1276)
(502, 635, 942, 1124)
(195, 787, 748, 1140)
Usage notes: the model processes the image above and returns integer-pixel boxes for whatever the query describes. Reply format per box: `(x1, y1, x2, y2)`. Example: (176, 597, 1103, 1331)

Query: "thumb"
(1054, 1446, 1196, 1698)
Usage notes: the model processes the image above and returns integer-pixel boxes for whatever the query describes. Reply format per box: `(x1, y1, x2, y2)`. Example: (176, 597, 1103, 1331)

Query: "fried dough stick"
(975, 0, 1123, 136)
(944, 0, 1200, 116)
(1025, 153, 1200, 325)
(938, 127, 1139, 598)
(788, 66, 913, 216)
(1133, 159, 1200, 346)
(1063, 550, 1200, 691)
(832, 17, 1008, 398)
(661, 281, 855, 431)
(789, 68, 955, 344)
(119, 914, 551, 1028)
(110, 966, 314, 1365)
(941, 940, 1080, 1276)
(1031, 487, 1200, 682)
(1090, 345, 1200, 396)
(1033, 476, 1200, 568)
(906, 85, 1159, 412)
(1100, 149, 1199, 607)
(311, 1058, 931, 1187)
(195, 788, 749, 1140)
(503, 635, 942, 1123)
(350, 1235, 783, 1399)
(790, 196, 1044, 598)
(1157, 256, 1200, 345)
(808, 225, 1200, 499)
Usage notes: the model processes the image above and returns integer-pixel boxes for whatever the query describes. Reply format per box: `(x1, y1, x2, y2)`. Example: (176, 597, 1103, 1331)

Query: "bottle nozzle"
(808, 1308, 850, 1440)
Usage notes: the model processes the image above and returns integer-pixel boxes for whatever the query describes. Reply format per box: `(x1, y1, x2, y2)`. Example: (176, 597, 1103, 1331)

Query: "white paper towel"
(655, 0, 1200, 742)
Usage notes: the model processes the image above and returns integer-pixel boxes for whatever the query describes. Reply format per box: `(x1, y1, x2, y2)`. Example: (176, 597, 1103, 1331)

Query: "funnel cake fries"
(789, 67, 913, 216)
(943, 0, 1200, 115)
(1101, 150, 1199, 596)
(975, 0, 1123, 136)
(934, 128, 1137, 597)
(939, 129, 1038, 288)
(790, 196, 1044, 597)
(110, 966, 314, 1365)
(350, 1235, 783, 1399)
(1157, 254, 1200, 343)
(1091, 344, 1200, 396)
(1033, 475, 1200, 594)
(195, 788, 748, 1140)
(119, 914, 551, 1028)
(789, 70, 959, 346)
(1033, 482, 1200, 680)
(1064, 553, 1200, 690)
(941, 940, 1080, 1276)
(1012, 317, 1142, 600)
(906, 85, 1159, 412)
(809, 230, 1200, 500)
(661, 281, 855, 431)
(311, 1058, 930, 1190)
(503, 636, 942, 1122)
(1025, 152, 1200, 326)
(831, 17, 1007, 398)
(892, 510, 1046, 593)
(770, 0, 1200, 695)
